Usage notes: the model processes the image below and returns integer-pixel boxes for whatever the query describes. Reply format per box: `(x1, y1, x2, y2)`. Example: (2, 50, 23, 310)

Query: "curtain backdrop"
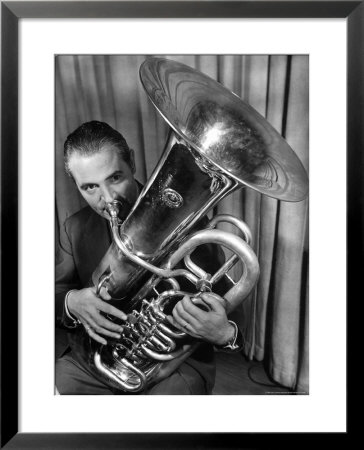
(55, 55, 309, 393)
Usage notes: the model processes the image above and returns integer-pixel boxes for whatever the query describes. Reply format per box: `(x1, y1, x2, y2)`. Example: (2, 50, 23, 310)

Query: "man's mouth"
(102, 199, 133, 222)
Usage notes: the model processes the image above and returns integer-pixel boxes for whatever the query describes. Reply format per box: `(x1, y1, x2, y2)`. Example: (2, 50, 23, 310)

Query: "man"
(56, 121, 242, 395)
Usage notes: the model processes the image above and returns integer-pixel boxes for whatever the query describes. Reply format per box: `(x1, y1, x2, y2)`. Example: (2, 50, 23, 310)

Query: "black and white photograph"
(55, 54, 309, 396)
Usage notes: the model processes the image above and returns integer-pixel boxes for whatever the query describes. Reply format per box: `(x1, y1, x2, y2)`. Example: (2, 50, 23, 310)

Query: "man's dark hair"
(64, 121, 132, 176)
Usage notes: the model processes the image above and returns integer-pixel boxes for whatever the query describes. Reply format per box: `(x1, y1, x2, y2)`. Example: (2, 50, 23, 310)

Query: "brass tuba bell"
(75, 57, 308, 392)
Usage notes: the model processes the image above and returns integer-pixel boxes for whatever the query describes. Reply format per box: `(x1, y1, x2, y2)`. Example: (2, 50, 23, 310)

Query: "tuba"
(75, 57, 308, 392)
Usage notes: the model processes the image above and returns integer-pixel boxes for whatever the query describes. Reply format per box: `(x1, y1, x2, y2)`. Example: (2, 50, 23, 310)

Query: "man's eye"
(111, 174, 122, 183)
(85, 185, 97, 192)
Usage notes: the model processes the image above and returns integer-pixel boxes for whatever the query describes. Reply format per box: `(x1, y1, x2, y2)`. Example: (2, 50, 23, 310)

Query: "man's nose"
(100, 187, 116, 204)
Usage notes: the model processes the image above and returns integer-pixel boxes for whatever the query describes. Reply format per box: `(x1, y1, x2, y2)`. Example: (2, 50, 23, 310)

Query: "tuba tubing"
(92, 219, 259, 392)
(164, 227, 260, 313)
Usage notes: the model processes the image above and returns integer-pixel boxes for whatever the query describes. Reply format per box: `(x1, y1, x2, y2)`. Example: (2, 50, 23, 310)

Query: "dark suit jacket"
(56, 205, 226, 391)
(56, 206, 111, 330)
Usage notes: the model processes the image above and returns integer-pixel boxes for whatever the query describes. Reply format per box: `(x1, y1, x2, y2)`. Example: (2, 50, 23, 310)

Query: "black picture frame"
(1, 1, 359, 448)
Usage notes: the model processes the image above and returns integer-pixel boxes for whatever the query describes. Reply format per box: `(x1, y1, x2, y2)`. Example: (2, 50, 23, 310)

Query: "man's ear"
(129, 149, 136, 174)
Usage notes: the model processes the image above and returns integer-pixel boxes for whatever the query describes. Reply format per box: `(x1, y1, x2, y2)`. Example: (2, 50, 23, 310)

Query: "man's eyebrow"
(80, 182, 97, 190)
(106, 170, 123, 180)
(79, 171, 124, 190)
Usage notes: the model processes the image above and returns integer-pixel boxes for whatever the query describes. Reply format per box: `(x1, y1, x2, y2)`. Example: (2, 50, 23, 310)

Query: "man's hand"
(167, 292, 235, 346)
(67, 287, 127, 345)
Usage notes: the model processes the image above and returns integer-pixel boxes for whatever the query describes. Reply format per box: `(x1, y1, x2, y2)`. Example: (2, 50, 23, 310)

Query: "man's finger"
(169, 312, 185, 328)
(82, 322, 107, 345)
(98, 286, 111, 301)
(91, 312, 124, 333)
(89, 323, 122, 340)
(88, 329, 107, 345)
(97, 300, 128, 321)
(181, 296, 205, 319)
(166, 314, 184, 330)
(198, 293, 226, 312)
(84, 318, 121, 343)
(167, 314, 194, 335)
(174, 301, 200, 328)
(172, 306, 202, 334)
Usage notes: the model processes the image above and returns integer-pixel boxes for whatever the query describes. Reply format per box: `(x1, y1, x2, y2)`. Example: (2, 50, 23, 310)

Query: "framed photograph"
(1, 1, 360, 448)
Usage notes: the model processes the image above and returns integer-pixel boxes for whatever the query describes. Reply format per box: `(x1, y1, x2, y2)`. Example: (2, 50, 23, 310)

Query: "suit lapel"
(77, 210, 112, 286)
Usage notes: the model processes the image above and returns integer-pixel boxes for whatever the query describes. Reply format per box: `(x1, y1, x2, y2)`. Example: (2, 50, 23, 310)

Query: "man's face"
(68, 144, 139, 220)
